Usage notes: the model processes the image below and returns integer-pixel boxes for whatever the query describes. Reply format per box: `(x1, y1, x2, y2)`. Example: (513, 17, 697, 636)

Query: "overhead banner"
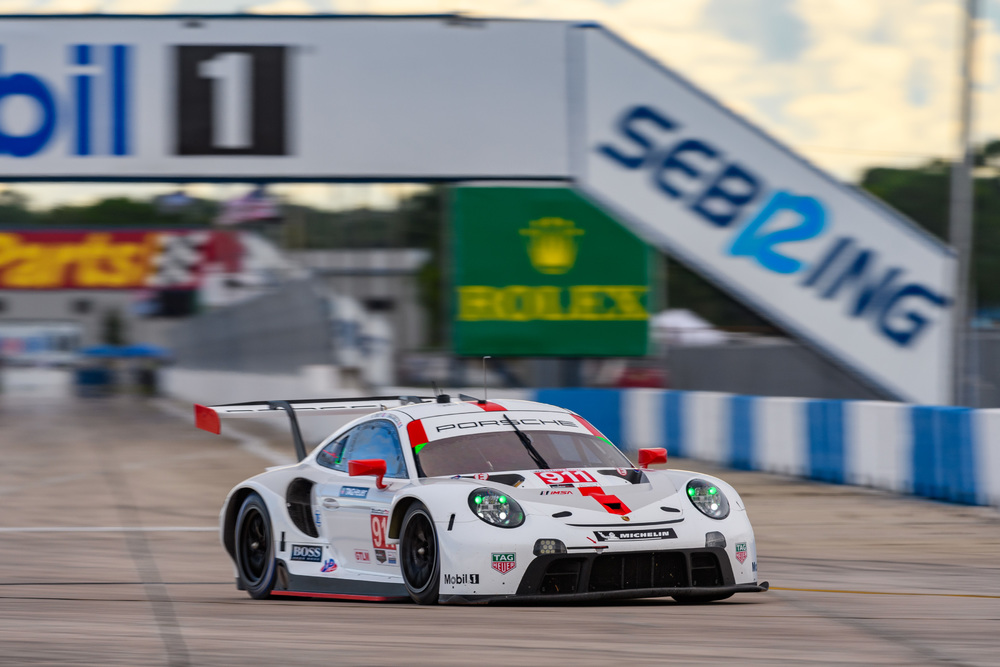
(0, 16, 568, 180)
(0, 16, 956, 401)
(0, 229, 239, 289)
(452, 187, 652, 356)
(577, 28, 954, 404)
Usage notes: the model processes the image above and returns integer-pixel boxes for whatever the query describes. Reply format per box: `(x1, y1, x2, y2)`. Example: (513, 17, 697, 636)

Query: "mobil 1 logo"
(174, 46, 287, 155)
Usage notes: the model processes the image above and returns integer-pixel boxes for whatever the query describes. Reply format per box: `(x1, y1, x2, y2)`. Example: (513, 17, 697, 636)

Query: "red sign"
(0, 230, 239, 290)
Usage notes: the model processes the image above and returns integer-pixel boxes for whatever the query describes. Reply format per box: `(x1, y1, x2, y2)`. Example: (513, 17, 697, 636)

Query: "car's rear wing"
(194, 396, 435, 462)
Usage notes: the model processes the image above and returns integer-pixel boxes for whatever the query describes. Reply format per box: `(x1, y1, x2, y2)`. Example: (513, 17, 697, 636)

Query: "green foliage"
(0, 191, 216, 227)
(859, 157, 1000, 309)
(665, 259, 779, 333)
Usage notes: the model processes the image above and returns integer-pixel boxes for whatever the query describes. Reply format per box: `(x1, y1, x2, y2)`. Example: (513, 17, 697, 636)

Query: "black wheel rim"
(239, 508, 269, 585)
(402, 511, 435, 592)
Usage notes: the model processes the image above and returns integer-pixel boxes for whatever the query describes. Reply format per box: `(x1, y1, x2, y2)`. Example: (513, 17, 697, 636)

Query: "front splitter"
(440, 581, 769, 605)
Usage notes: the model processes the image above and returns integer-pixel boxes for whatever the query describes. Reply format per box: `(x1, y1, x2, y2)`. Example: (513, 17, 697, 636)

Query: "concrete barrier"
(162, 373, 999, 508)
(532, 388, 1000, 508)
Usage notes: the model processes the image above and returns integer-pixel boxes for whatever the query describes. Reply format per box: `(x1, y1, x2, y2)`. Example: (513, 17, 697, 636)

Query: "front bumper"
(439, 547, 768, 604)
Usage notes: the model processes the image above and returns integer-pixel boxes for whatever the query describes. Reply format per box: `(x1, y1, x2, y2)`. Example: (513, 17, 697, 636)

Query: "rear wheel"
(234, 493, 276, 599)
(399, 502, 440, 604)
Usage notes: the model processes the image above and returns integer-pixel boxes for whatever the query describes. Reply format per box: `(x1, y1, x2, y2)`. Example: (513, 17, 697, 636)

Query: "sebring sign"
(579, 28, 954, 403)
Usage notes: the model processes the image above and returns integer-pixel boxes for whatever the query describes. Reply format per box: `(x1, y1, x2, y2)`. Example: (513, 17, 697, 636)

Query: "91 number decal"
(536, 470, 597, 485)
(370, 512, 395, 551)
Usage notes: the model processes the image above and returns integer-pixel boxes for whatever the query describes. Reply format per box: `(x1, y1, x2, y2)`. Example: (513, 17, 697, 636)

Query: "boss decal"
(289, 544, 323, 562)
(593, 528, 677, 542)
(443, 573, 480, 585)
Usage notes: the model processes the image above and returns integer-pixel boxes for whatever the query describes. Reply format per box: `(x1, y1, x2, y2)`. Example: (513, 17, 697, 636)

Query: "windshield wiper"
(503, 414, 549, 469)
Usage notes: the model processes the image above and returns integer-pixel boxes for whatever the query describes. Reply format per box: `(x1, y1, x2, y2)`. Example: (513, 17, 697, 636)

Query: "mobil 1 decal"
(536, 470, 596, 485)
(370, 509, 396, 552)
(175, 46, 287, 155)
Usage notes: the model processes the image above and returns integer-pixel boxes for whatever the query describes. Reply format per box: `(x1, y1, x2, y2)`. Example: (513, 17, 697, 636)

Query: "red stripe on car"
(574, 414, 604, 438)
(271, 591, 404, 602)
(578, 486, 631, 514)
(470, 401, 506, 412)
(407, 419, 428, 449)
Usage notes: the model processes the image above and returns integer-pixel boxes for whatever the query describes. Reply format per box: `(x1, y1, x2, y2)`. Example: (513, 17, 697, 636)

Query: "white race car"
(196, 395, 768, 604)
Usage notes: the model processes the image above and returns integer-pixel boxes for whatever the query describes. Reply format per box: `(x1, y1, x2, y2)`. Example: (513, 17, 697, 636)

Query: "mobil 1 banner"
(578, 27, 954, 404)
(0, 16, 569, 180)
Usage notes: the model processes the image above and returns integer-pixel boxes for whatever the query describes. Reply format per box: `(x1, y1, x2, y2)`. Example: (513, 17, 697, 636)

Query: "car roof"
(391, 398, 574, 421)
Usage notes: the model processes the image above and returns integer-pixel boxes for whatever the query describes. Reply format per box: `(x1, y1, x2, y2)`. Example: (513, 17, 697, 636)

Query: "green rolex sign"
(452, 187, 653, 356)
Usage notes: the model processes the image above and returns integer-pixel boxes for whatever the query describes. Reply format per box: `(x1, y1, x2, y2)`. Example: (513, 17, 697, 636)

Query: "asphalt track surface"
(1, 394, 999, 666)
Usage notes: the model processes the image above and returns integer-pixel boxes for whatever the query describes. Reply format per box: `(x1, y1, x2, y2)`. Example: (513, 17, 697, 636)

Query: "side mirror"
(349, 459, 389, 490)
(638, 448, 667, 469)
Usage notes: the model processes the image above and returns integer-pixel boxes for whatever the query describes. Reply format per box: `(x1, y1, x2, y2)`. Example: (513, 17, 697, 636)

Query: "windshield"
(415, 429, 633, 478)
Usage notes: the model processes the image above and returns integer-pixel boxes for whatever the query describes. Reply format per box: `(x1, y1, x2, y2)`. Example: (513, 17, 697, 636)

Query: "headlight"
(468, 488, 525, 528)
(686, 479, 730, 519)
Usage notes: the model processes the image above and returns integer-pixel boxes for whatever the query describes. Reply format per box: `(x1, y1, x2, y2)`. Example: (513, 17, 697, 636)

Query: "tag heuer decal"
(491, 552, 516, 574)
(735, 542, 748, 564)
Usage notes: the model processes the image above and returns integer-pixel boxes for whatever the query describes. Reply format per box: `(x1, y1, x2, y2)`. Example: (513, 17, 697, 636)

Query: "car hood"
(425, 467, 685, 519)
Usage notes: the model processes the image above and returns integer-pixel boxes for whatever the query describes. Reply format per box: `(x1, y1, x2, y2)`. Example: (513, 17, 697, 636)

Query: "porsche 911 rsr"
(195, 395, 768, 604)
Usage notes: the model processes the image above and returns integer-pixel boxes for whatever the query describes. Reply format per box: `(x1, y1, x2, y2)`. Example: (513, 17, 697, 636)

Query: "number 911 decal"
(536, 470, 596, 485)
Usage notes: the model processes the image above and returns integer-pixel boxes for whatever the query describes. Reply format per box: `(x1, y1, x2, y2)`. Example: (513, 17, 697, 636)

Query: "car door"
(314, 420, 408, 575)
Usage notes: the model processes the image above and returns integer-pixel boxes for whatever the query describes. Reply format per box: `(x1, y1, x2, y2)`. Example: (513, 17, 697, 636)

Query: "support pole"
(950, 0, 978, 406)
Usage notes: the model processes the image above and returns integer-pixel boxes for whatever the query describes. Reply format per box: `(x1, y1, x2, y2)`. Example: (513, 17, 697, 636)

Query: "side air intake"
(286, 478, 318, 538)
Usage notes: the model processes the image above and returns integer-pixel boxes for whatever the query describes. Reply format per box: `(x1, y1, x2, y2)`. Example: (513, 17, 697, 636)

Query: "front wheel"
(234, 493, 276, 599)
(399, 502, 440, 604)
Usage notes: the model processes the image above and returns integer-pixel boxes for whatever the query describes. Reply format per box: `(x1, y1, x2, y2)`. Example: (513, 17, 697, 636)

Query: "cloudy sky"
(3, 0, 1000, 209)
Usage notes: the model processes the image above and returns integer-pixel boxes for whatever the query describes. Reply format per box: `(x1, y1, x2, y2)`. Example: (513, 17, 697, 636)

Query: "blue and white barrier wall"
(532, 389, 1000, 508)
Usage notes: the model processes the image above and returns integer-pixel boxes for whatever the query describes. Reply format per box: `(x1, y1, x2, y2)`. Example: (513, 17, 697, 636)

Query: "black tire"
(671, 592, 733, 604)
(399, 502, 440, 604)
(234, 493, 276, 599)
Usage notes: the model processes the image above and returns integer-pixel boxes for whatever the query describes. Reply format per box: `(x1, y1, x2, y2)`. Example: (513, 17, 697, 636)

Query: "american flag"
(215, 186, 280, 226)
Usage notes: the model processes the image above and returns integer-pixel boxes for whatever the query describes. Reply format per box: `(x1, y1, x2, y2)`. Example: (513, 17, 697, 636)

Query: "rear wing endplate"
(194, 396, 434, 462)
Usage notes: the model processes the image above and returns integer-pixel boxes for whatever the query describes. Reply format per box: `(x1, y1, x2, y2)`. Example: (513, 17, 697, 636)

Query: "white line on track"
(0, 526, 217, 533)
(153, 399, 295, 466)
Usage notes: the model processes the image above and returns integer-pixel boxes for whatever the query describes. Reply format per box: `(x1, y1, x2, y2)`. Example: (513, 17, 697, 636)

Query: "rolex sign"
(452, 187, 653, 356)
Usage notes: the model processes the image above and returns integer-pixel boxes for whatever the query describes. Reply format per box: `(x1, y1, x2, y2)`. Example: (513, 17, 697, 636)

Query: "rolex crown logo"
(519, 217, 585, 275)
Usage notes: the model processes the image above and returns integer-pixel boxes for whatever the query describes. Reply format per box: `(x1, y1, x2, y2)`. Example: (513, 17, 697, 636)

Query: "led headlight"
(468, 488, 525, 528)
(686, 479, 730, 520)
